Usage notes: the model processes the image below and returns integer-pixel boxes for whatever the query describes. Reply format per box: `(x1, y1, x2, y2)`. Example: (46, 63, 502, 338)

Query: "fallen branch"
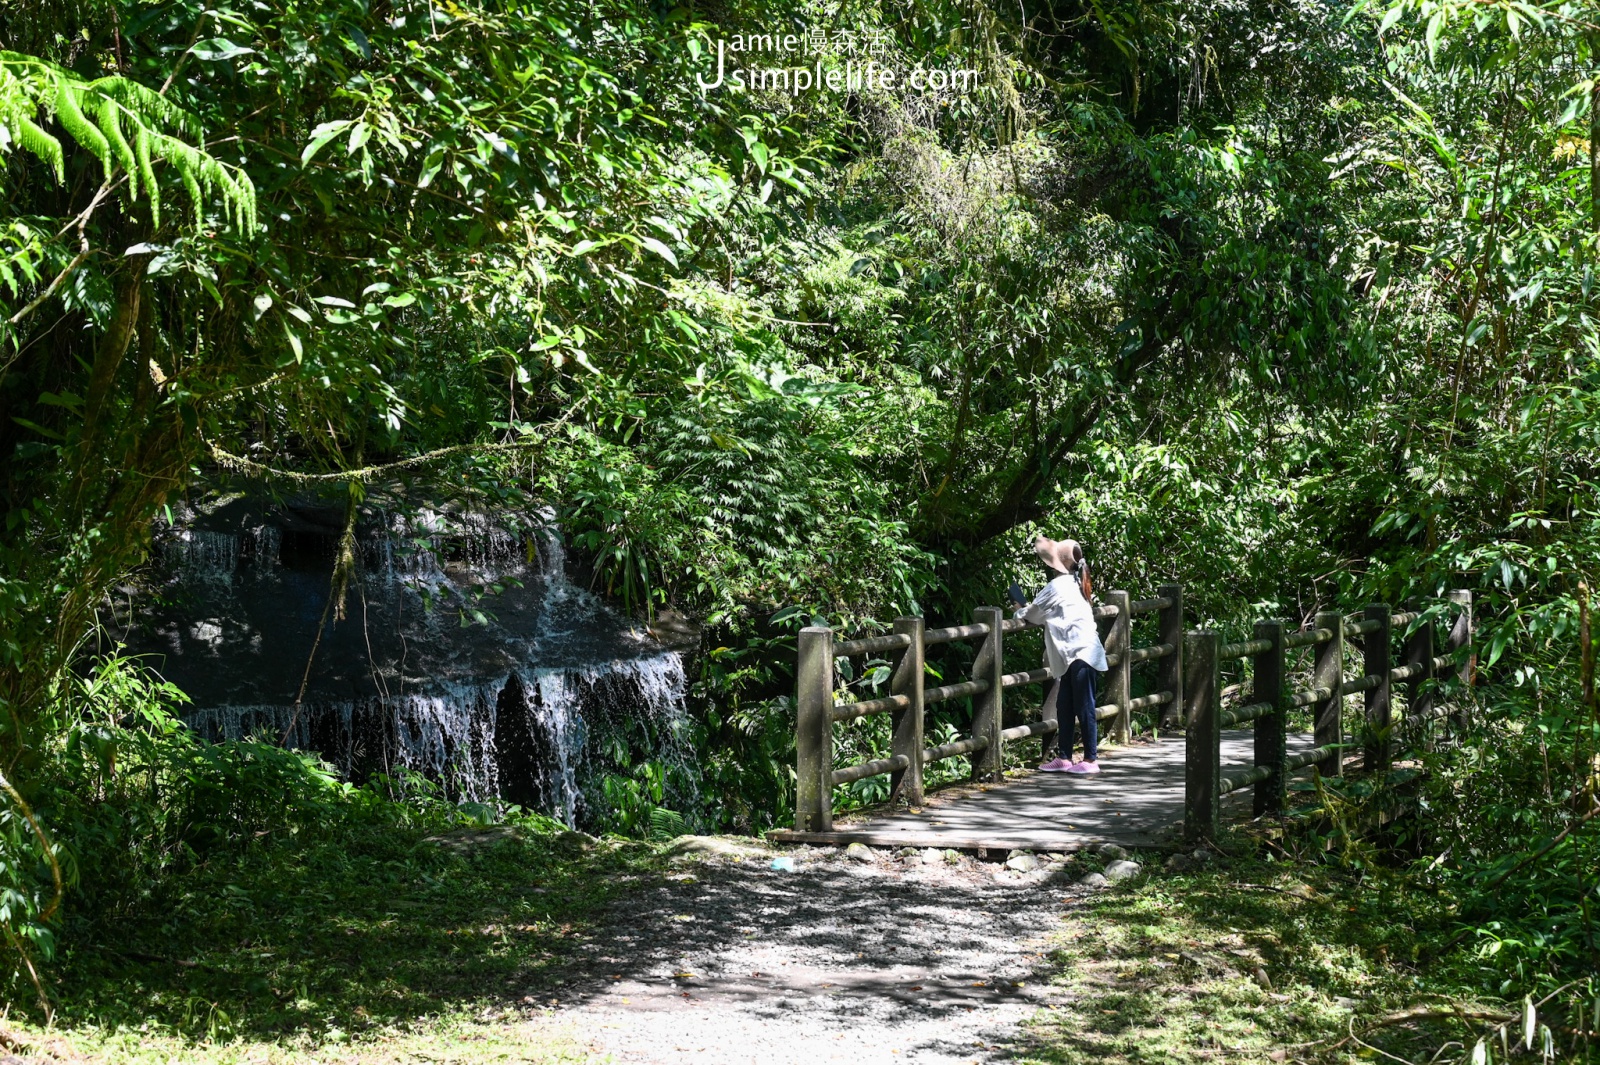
(114, 949, 202, 969)
(1224, 881, 1319, 898)
(1357, 982, 1595, 1046)
(1361, 1005, 1513, 1031)
(1348, 1018, 1417, 1065)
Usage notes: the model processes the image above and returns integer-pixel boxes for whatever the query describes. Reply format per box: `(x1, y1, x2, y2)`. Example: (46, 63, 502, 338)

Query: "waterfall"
(157, 523, 281, 576)
(515, 654, 691, 826)
(131, 498, 698, 829)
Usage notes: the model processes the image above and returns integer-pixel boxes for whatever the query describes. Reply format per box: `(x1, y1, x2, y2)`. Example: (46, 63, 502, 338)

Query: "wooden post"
(795, 626, 834, 832)
(1252, 619, 1287, 817)
(1405, 598, 1434, 751)
(1448, 590, 1475, 732)
(1106, 590, 1132, 744)
(1363, 604, 1393, 775)
(890, 616, 925, 806)
(1313, 609, 1345, 778)
(1185, 630, 1220, 841)
(970, 606, 1005, 782)
(1158, 583, 1184, 729)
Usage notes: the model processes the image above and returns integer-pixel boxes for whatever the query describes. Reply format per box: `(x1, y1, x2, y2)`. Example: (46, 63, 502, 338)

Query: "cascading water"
(123, 495, 699, 828)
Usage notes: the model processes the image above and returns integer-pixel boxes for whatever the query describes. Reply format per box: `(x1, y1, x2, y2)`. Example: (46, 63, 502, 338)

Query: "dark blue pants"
(1054, 660, 1099, 761)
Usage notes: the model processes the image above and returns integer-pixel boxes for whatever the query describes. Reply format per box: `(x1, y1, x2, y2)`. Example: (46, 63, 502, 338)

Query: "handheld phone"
(1009, 582, 1026, 606)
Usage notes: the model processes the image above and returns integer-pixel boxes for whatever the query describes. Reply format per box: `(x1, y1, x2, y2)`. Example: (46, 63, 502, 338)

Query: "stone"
(1163, 853, 1193, 873)
(845, 842, 875, 862)
(1077, 872, 1108, 889)
(919, 848, 942, 865)
(1005, 853, 1040, 873)
(897, 846, 920, 858)
(1095, 842, 1131, 861)
(664, 835, 769, 862)
(1103, 859, 1142, 882)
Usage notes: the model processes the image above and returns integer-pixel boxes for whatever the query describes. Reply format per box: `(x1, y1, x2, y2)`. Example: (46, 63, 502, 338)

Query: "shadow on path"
(544, 847, 1098, 1065)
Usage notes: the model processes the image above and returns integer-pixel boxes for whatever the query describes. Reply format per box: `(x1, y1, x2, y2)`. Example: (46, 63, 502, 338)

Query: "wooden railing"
(794, 584, 1184, 833)
(1184, 591, 1474, 839)
(793, 586, 1475, 837)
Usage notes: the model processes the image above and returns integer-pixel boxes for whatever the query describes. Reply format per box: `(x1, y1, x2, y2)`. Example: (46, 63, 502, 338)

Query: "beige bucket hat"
(1034, 535, 1084, 575)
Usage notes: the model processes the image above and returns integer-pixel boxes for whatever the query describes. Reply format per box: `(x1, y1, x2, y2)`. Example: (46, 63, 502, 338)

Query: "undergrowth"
(1019, 681, 1600, 1065)
(0, 657, 656, 1062)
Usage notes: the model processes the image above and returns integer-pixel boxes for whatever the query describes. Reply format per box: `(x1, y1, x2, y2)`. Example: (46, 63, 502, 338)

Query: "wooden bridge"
(771, 584, 1474, 850)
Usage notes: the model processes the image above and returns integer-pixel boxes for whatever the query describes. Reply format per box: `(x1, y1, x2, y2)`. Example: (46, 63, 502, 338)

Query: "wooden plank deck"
(771, 730, 1317, 853)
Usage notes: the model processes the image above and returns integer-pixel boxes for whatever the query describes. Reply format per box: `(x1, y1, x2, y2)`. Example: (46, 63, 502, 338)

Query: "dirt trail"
(540, 844, 1111, 1065)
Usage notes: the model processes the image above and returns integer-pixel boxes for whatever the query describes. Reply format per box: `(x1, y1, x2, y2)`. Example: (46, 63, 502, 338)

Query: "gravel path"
(540, 843, 1119, 1065)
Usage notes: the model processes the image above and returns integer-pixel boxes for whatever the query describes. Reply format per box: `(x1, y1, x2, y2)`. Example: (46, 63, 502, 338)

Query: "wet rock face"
(119, 495, 696, 827)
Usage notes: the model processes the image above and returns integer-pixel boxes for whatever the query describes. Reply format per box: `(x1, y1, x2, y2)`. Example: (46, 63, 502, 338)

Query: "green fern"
(0, 66, 63, 181)
(0, 51, 255, 233)
(134, 123, 158, 226)
(50, 75, 110, 175)
(96, 97, 138, 197)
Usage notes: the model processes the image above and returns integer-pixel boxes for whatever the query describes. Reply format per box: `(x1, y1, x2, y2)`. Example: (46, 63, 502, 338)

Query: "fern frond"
(180, 165, 203, 228)
(96, 99, 138, 194)
(51, 77, 110, 176)
(87, 76, 199, 140)
(135, 124, 158, 227)
(147, 131, 258, 232)
(3, 52, 253, 234)
(13, 116, 63, 182)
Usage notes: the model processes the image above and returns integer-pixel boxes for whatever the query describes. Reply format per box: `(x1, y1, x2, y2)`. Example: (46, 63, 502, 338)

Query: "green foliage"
(0, 652, 634, 1039)
(0, 52, 254, 233)
(1029, 846, 1600, 1065)
(1, 0, 1599, 1042)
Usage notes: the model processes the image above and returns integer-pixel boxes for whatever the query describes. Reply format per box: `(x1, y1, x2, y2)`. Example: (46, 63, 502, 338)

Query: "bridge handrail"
(834, 632, 914, 657)
(835, 606, 1134, 658)
(1183, 593, 1475, 840)
(796, 580, 1476, 842)
(793, 584, 1184, 833)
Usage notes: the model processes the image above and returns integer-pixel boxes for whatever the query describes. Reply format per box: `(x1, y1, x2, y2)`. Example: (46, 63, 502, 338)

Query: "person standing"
(1013, 535, 1108, 774)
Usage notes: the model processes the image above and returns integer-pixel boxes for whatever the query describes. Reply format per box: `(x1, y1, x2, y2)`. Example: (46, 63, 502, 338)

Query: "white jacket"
(1015, 573, 1108, 676)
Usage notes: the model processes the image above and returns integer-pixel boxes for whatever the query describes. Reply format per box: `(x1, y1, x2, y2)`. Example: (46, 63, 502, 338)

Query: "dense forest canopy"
(0, 0, 1597, 1055)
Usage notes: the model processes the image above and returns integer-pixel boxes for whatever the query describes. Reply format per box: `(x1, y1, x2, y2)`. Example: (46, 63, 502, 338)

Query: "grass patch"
(1010, 845, 1533, 1065)
(0, 1014, 596, 1064)
(12, 816, 662, 1062)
